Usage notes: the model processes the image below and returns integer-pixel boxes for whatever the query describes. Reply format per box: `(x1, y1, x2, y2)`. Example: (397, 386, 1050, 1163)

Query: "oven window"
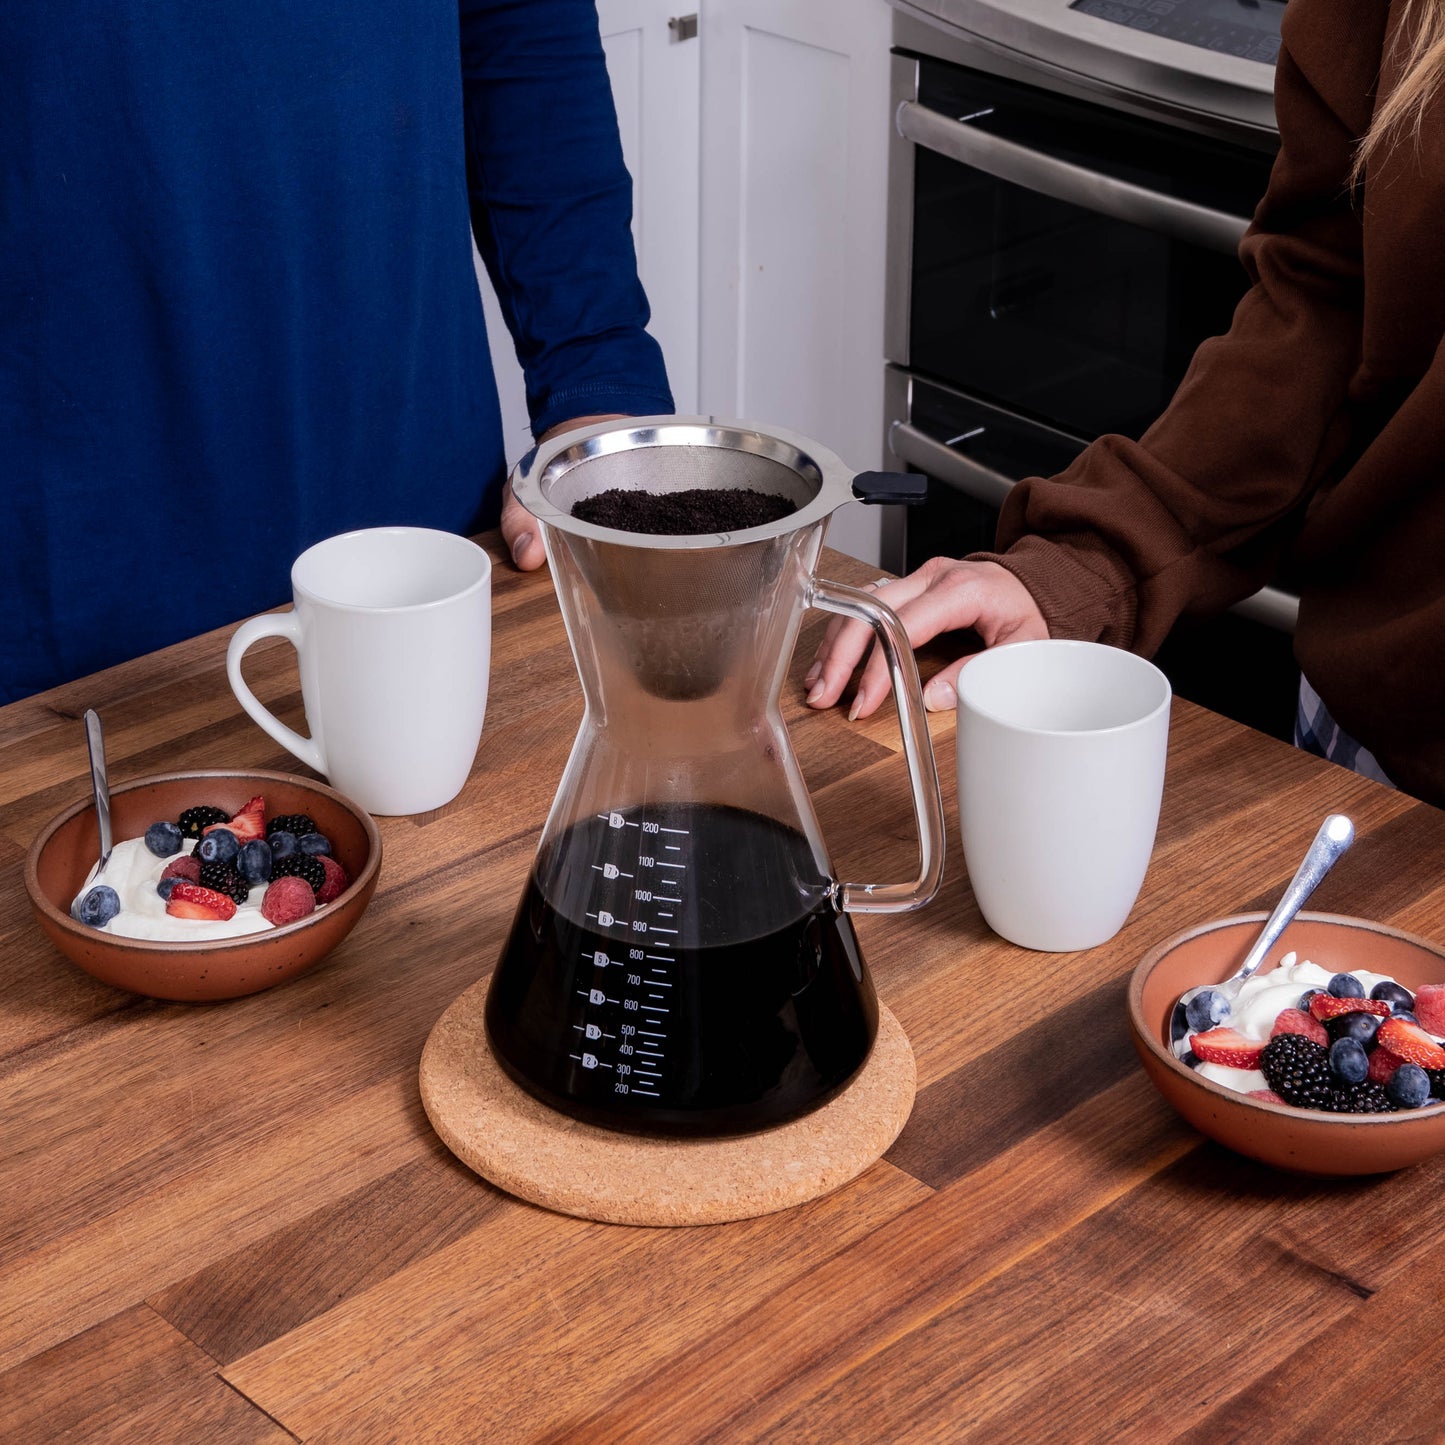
(906, 59, 1277, 441)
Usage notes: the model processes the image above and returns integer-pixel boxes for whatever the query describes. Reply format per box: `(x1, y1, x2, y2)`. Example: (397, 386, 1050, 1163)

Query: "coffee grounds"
(572, 487, 798, 536)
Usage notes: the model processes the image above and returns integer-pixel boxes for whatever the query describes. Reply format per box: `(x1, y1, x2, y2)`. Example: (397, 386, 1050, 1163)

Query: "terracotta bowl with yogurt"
(25, 769, 382, 1003)
(1129, 912, 1445, 1176)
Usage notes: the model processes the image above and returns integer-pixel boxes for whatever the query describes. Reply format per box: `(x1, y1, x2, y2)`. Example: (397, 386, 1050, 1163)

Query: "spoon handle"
(84, 709, 113, 868)
(1237, 813, 1355, 982)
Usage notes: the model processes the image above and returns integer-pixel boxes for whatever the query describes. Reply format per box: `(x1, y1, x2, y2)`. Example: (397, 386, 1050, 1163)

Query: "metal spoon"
(69, 709, 115, 921)
(1170, 813, 1356, 1060)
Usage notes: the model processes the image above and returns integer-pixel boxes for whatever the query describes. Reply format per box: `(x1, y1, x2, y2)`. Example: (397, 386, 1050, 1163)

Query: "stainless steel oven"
(884, 1, 1302, 739)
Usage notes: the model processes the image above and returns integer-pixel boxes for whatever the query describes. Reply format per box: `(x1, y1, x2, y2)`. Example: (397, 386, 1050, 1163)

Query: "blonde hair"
(1355, 0, 1445, 180)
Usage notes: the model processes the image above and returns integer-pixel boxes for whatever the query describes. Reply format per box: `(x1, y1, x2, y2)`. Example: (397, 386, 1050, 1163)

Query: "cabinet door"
(476, 0, 700, 466)
(699, 0, 892, 563)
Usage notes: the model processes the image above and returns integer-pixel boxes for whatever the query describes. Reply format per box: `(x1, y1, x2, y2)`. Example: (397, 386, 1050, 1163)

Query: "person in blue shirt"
(0, 0, 672, 704)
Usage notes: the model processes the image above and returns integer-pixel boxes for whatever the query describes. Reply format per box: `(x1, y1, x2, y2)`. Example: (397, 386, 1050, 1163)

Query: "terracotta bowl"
(25, 769, 382, 1003)
(1128, 911, 1445, 1176)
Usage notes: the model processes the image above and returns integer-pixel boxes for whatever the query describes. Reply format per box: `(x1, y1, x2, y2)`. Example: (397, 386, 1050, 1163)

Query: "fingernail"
(806, 680, 827, 706)
(847, 694, 863, 722)
(924, 681, 950, 711)
(512, 532, 534, 563)
(804, 662, 821, 687)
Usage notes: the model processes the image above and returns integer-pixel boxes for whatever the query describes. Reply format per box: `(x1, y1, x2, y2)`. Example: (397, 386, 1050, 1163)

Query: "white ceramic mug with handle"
(955, 639, 1171, 952)
(227, 527, 492, 816)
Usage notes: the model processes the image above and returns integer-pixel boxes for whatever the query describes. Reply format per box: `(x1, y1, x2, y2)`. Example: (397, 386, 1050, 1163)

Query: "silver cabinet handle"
(896, 100, 1250, 256)
(888, 419, 1299, 633)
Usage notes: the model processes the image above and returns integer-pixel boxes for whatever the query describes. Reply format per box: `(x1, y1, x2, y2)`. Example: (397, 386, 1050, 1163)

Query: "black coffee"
(572, 486, 797, 535)
(484, 803, 877, 1137)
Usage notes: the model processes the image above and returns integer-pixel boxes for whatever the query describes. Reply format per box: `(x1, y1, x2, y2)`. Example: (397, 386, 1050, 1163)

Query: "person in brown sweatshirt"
(806, 0, 1445, 809)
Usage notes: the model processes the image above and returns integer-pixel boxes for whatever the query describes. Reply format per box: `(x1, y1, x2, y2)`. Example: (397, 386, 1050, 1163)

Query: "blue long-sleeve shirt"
(0, 0, 672, 703)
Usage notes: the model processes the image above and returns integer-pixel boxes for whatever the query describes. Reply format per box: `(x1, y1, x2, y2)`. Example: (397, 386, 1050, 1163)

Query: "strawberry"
(165, 882, 237, 922)
(1270, 1008, 1328, 1048)
(1190, 1028, 1264, 1069)
(1367, 1047, 1404, 1085)
(1376, 1017, 1445, 1070)
(1247, 1088, 1286, 1104)
(159, 854, 202, 884)
(1413, 983, 1445, 1038)
(206, 795, 266, 845)
(1309, 994, 1391, 1022)
(314, 855, 350, 905)
(261, 875, 316, 927)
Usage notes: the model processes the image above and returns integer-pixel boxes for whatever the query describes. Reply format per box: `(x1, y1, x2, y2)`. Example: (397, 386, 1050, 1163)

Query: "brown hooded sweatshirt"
(979, 0, 1445, 807)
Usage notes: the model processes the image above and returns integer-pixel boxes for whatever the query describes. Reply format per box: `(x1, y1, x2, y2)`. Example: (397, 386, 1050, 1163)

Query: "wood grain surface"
(3, 533, 1444, 1442)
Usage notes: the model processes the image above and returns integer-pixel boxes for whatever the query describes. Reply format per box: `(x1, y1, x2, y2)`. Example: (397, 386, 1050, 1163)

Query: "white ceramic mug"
(227, 527, 492, 816)
(955, 639, 1171, 952)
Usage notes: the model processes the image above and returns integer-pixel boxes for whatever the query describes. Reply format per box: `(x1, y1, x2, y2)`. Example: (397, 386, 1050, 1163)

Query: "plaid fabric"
(1295, 676, 1395, 788)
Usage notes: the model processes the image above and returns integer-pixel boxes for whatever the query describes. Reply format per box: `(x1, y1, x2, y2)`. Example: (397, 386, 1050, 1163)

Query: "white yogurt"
(73, 837, 274, 942)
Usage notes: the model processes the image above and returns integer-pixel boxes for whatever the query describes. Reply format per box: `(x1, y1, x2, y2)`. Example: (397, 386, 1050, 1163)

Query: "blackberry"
(199, 861, 252, 904)
(178, 805, 229, 840)
(1328, 1081, 1392, 1115)
(1427, 1067, 1445, 1101)
(268, 813, 318, 839)
(1261, 1035, 1334, 1110)
(271, 853, 325, 894)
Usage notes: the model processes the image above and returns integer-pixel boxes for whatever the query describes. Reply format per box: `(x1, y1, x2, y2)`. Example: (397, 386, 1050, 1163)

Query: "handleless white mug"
(226, 527, 492, 816)
(955, 639, 1171, 952)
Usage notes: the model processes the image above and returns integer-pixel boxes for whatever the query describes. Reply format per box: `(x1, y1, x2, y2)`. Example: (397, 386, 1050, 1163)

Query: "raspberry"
(271, 854, 325, 894)
(261, 875, 317, 926)
(159, 854, 202, 884)
(315, 855, 350, 904)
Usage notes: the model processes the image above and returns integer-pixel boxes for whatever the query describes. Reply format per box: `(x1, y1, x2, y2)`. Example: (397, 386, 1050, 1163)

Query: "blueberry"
(1325, 1012, 1381, 1049)
(156, 876, 183, 901)
(298, 831, 332, 858)
(237, 838, 273, 885)
(74, 884, 121, 928)
(1386, 1063, 1432, 1109)
(197, 828, 240, 865)
(1297, 988, 1323, 1011)
(1181, 1050, 1201, 1069)
(1329, 1037, 1369, 1085)
(1370, 980, 1415, 1011)
(268, 829, 299, 860)
(1185, 989, 1230, 1032)
(1394, 1011, 1420, 1025)
(1170, 1004, 1189, 1045)
(144, 820, 183, 857)
(1327, 972, 1366, 999)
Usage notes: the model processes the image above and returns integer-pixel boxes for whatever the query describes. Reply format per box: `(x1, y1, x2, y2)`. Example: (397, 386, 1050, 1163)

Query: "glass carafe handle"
(808, 578, 946, 914)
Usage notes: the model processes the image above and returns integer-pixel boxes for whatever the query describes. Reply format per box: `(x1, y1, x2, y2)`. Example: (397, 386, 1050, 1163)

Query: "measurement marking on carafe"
(650, 927, 678, 935)
(591, 864, 634, 879)
(647, 979, 672, 988)
(645, 954, 671, 963)
(639, 1030, 665, 1038)
(656, 862, 685, 870)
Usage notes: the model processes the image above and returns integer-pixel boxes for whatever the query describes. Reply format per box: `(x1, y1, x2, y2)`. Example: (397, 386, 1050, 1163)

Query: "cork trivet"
(419, 977, 915, 1227)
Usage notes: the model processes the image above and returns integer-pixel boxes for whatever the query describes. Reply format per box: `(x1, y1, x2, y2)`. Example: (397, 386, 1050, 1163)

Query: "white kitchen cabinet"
(477, 0, 893, 565)
(697, 0, 893, 563)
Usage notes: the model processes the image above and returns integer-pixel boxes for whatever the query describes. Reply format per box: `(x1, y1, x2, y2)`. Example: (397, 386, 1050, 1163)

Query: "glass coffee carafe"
(484, 417, 945, 1136)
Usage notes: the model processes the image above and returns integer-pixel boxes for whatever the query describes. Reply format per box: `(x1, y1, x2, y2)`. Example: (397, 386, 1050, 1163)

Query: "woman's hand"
(501, 413, 631, 570)
(804, 557, 1049, 718)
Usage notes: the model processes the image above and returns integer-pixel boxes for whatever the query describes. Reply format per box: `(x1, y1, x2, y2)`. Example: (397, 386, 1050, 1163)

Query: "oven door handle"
(889, 419, 1017, 510)
(888, 420, 1299, 633)
(896, 100, 1250, 256)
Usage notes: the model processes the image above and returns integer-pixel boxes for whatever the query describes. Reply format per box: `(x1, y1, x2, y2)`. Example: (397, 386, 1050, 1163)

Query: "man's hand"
(501, 413, 630, 570)
(804, 557, 1049, 719)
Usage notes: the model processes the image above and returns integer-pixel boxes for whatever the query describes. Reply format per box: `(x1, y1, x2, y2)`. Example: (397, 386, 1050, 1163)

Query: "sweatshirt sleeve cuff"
(969, 533, 1140, 648)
